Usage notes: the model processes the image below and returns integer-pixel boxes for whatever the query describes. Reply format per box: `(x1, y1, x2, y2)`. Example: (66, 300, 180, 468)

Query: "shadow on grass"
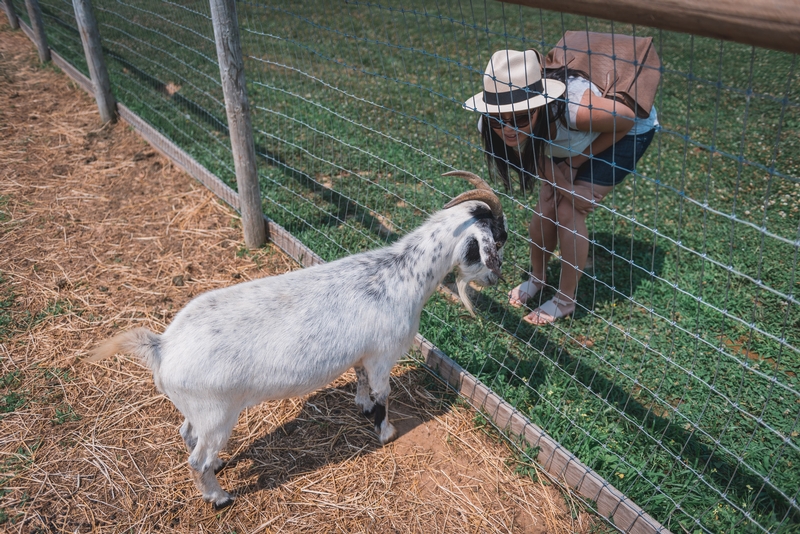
(255, 142, 403, 246)
(225, 366, 455, 497)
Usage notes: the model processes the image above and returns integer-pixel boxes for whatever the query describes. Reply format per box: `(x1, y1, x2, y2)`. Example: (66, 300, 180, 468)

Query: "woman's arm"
(567, 91, 636, 170)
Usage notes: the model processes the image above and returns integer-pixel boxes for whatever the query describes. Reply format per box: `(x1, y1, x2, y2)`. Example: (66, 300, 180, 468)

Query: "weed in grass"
(0, 275, 16, 340)
(52, 403, 80, 425)
(1, 369, 25, 417)
(33, 299, 71, 326)
(0, 195, 9, 224)
(1, 391, 26, 416)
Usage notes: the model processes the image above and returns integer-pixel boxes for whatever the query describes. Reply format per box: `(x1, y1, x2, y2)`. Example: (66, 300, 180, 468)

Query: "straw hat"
(464, 49, 565, 114)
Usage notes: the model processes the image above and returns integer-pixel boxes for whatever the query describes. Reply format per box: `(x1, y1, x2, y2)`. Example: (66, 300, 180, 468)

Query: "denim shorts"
(556, 128, 656, 187)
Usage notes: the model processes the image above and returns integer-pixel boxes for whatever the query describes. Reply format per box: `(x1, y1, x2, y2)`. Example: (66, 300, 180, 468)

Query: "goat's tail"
(87, 328, 161, 370)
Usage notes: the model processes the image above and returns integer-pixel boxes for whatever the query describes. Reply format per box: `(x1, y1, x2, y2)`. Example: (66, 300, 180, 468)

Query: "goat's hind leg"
(186, 414, 238, 509)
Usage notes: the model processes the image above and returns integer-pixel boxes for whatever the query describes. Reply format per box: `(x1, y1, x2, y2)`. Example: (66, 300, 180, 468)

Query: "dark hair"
(481, 66, 587, 195)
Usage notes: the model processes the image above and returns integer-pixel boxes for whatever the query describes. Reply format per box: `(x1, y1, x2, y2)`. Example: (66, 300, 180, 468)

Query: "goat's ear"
(481, 247, 503, 278)
(479, 237, 503, 278)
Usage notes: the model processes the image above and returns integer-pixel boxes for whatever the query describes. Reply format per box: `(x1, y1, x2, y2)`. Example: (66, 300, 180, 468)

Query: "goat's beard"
(456, 275, 476, 317)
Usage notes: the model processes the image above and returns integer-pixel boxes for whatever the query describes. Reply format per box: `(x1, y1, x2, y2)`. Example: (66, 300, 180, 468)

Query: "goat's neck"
(386, 215, 466, 306)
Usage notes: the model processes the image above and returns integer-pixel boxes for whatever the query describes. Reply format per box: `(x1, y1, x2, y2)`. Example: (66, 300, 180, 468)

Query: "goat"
(87, 170, 507, 509)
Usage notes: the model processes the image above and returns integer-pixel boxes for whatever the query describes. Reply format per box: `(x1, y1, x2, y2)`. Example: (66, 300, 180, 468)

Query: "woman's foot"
(508, 279, 544, 308)
(523, 295, 575, 325)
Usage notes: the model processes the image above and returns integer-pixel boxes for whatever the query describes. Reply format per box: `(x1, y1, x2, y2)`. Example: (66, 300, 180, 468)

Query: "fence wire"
(17, 0, 800, 532)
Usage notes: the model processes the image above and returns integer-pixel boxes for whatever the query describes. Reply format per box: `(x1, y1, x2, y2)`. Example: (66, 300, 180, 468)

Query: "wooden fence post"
(24, 0, 49, 63)
(208, 0, 266, 249)
(72, 0, 116, 123)
(3, 0, 19, 29)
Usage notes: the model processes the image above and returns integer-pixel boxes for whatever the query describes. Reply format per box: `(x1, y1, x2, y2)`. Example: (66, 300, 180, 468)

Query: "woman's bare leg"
(510, 182, 557, 306)
(525, 181, 613, 324)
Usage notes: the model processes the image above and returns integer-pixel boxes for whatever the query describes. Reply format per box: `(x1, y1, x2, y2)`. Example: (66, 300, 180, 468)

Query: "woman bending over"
(464, 48, 657, 324)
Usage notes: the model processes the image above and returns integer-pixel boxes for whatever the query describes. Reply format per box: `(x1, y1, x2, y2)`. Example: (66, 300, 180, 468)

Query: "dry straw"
(0, 22, 600, 533)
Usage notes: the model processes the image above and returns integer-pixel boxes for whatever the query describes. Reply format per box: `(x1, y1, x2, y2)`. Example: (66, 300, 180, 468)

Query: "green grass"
(27, 0, 800, 532)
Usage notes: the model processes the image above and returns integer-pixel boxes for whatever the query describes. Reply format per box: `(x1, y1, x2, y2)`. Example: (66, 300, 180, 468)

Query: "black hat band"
(483, 80, 544, 106)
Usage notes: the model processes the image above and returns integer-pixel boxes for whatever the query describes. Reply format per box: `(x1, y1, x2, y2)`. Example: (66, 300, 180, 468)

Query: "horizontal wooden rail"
(503, 0, 800, 55)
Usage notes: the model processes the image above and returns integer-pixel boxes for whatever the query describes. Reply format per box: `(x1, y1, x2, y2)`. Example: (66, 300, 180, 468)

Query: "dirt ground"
(0, 23, 600, 533)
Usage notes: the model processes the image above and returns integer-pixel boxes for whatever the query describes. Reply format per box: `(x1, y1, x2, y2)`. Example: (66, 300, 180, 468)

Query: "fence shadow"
(223, 366, 454, 498)
(255, 143, 402, 244)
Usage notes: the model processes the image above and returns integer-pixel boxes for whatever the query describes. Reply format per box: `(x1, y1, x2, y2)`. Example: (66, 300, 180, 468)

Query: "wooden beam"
(24, 0, 50, 63)
(72, 0, 116, 123)
(502, 0, 800, 55)
(3, 0, 19, 29)
(208, 0, 267, 250)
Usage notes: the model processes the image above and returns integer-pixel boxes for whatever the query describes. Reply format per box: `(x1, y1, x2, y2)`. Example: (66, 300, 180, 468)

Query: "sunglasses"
(487, 111, 535, 131)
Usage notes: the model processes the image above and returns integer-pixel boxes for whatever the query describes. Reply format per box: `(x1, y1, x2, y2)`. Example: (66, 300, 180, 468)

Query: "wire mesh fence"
(10, 0, 799, 532)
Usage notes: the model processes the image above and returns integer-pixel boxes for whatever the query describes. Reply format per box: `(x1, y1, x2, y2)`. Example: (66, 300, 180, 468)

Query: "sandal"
(523, 295, 575, 325)
(508, 279, 544, 308)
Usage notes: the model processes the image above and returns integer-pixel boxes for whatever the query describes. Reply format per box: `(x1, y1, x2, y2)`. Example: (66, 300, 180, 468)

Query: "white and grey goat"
(88, 171, 507, 509)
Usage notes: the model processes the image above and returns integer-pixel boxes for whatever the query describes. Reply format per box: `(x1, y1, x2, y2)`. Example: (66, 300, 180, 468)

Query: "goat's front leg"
(363, 361, 397, 444)
(354, 365, 375, 416)
(371, 386, 396, 444)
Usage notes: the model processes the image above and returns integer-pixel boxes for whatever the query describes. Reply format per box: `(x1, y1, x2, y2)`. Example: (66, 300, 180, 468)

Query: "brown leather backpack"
(545, 32, 662, 119)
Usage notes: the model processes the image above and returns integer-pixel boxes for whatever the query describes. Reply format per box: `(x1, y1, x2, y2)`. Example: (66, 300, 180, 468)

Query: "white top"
(547, 77, 659, 158)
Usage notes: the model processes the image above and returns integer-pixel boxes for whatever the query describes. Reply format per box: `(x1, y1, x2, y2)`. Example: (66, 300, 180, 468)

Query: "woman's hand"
(559, 179, 607, 215)
(551, 161, 606, 215)
(541, 159, 573, 190)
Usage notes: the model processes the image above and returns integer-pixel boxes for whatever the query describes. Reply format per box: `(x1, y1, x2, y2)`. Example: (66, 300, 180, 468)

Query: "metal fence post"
(208, 0, 266, 249)
(24, 0, 49, 63)
(3, 0, 19, 29)
(72, 0, 115, 123)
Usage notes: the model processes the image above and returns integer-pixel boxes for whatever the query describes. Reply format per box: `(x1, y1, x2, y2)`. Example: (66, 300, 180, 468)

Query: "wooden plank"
(48, 45, 93, 94)
(72, 0, 115, 123)
(503, 0, 800, 55)
(3, 0, 19, 29)
(208, 0, 266, 250)
(416, 336, 671, 534)
(23, 0, 49, 63)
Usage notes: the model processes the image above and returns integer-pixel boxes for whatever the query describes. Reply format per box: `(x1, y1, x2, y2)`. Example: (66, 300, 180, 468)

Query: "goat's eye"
(495, 241, 504, 250)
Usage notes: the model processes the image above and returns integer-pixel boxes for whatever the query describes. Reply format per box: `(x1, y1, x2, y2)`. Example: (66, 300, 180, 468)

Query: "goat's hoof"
(212, 496, 235, 510)
(361, 406, 376, 418)
(377, 422, 397, 444)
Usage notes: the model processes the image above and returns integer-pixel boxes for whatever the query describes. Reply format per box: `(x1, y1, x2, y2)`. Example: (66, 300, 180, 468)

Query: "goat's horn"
(442, 170, 493, 191)
(443, 189, 503, 219)
(442, 171, 503, 219)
